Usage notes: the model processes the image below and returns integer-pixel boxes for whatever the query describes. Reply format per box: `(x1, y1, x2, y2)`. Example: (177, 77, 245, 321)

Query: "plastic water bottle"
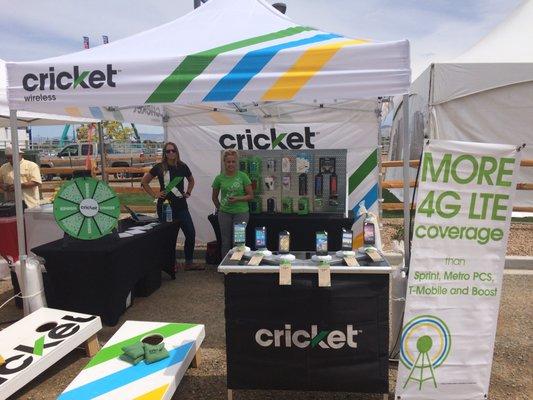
(163, 201, 172, 222)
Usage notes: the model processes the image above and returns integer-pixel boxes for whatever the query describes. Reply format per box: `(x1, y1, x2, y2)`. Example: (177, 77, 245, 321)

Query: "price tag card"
(230, 248, 245, 261)
(279, 261, 292, 285)
(344, 256, 360, 267)
(248, 254, 264, 266)
(366, 249, 383, 262)
(318, 261, 331, 287)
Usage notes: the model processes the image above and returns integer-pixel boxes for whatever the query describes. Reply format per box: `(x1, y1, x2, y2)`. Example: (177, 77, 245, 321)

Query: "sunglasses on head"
(165, 149, 176, 154)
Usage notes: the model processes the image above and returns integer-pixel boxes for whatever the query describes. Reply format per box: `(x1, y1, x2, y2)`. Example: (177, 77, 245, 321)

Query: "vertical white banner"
(396, 140, 522, 399)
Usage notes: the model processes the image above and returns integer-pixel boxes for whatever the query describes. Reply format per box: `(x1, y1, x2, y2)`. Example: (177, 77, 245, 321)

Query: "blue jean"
(174, 208, 196, 263)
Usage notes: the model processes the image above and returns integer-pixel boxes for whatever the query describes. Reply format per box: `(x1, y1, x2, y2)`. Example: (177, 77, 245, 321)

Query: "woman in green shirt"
(212, 149, 254, 256)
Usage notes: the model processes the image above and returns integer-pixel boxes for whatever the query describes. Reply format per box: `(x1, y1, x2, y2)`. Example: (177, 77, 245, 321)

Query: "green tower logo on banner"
(53, 177, 120, 240)
(400, 314, 452, 390)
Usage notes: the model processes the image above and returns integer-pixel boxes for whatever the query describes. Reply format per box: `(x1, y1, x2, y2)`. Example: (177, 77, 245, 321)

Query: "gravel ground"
(0, 264, 531, 400)
(381, 219, 533, 256)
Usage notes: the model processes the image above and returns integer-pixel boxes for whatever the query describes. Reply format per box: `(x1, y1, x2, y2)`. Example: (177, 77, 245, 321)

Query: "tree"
(76, 122, 133, 142)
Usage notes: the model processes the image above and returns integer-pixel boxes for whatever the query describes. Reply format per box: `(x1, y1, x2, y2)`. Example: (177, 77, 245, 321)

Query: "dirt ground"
(0, 264, 531, 399)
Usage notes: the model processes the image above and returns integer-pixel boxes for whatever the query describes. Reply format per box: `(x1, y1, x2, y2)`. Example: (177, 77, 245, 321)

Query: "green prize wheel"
(53, 177, 121, 240)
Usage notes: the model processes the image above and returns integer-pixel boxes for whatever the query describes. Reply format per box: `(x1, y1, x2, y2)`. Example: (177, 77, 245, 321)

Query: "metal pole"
(402, 94, 411, 267)
(98, 123, 107, 182)
(376, 104, 383, 226)
(9, 110, 29, 315)
(163, 114, 169, 143)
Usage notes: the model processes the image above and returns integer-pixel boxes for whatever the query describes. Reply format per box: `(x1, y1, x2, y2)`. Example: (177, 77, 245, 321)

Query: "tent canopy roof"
(6, 0, 410, 121)
(413, 1, 533, 105)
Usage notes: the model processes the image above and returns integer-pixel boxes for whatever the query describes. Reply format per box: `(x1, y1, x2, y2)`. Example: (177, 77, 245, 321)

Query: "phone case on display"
(250, 175, 261, 194)
(239, 158, 249, 173)
(267, 198, 276, 213)
(329, 173, 338, 197)
(298, 173, 307, 195)
(298, 197, 309, 215)
(319, 157, 336, 174)
(249, 197, 262, 214)
(249, 157, 262, 175)
(264, 176, 275, 191)
(282, 197, 293, 214)
(314, 173, 323, 197)
(282, 157, 291, 173)
(282, 176, 291, 191)
(266, 159, 276, 173)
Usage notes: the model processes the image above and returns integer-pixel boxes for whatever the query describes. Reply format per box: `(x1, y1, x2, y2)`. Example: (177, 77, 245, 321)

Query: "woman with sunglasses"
(142, 142, 201, 270)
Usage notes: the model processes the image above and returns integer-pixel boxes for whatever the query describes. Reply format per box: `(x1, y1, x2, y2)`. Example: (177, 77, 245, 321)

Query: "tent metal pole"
(163, 116, 169, 143)
(98, 123, 107, 182)
(402, 94, 411, 267)
(9, 109, 29, 315)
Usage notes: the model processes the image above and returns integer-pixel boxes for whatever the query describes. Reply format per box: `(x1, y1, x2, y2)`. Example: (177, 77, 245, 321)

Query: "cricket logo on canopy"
(22, 64, 119, 92)
(400, 314, 452, 390)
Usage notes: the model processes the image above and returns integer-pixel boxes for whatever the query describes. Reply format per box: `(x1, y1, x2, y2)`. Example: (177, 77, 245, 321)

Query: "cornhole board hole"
(59, 321, 205, 399)
(0, 307, 102, 399)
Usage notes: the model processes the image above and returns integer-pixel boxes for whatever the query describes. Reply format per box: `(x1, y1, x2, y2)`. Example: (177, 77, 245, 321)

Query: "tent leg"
(402, 94, 410, 268)
(163, 120, 169, 143)
(9, 109, 29, 315)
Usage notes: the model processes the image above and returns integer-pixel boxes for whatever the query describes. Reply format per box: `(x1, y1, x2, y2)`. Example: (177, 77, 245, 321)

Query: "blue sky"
(0, 0, 524, 137)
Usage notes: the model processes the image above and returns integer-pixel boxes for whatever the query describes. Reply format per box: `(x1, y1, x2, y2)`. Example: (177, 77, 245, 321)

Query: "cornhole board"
(0, 307, 102, 399)
(59, 321, 205, 399)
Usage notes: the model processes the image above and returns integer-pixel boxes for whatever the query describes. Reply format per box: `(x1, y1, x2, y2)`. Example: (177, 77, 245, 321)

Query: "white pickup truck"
(40, 142, 159, 180)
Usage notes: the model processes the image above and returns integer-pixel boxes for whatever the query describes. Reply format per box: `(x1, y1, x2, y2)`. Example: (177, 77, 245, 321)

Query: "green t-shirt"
(212, 171, 251, 214)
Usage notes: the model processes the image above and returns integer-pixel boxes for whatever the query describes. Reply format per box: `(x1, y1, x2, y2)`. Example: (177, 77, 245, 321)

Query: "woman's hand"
(228, 196, 238, 203)
(158, 191, 167, 199)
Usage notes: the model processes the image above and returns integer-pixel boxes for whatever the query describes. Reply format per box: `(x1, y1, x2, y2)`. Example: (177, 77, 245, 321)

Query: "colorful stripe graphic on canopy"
(60, 321, 205, 400)
(262, 39, 368, 100)
(146, 26, 313, 104)
(203, 33, 341, 102)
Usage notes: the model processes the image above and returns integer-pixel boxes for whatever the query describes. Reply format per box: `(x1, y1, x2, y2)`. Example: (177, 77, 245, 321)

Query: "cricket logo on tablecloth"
(400, 315, 452, 390)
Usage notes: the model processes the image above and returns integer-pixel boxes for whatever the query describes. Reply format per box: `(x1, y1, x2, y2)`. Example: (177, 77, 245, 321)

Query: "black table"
(247, 213, 354, 251)
(218, 251, 390, 396)
(33, 220, 179, 326)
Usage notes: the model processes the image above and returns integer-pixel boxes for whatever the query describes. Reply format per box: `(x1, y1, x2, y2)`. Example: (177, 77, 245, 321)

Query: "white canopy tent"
(388, 0, 532, 208)
(5, 0, 411, 310)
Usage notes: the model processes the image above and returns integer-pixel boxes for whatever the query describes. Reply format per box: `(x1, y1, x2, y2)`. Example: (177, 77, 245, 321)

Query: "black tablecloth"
(224, 272, 389, 393)
(247, 213, 354, 251)
(33, 220, 179, 326)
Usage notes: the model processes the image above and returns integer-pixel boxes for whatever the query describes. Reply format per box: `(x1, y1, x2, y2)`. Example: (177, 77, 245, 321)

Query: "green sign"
(53, 177, 120, 240)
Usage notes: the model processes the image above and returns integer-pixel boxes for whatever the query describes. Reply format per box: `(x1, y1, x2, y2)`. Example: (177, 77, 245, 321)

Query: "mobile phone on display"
(315, 231, 328, 255)
(363, 222, 376, 245)
(233, 222, 247, 247)
(342, 229, 353, 251)
(279, 231, 290, 254)
(255, 226, 267, 250)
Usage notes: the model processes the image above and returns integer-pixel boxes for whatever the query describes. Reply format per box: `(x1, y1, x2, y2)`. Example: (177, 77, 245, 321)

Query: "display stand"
(59, 321, 205, 400)
(219, 251, 391, 398)
(0, 308, 101, 399)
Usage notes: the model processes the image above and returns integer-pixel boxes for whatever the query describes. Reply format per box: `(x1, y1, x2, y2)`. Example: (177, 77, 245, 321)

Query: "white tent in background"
(1, 58, 97, 127)
(388, 0, 533, 208)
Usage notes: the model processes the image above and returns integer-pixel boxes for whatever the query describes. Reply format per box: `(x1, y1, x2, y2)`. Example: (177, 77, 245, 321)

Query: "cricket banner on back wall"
(395, 140, 522, 400)
(169, 121, 379, 243)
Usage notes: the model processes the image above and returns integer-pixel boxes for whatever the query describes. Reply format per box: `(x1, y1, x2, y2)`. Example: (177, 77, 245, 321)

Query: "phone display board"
(221, 150, 347, 214)
(53, 177, 120, 240)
